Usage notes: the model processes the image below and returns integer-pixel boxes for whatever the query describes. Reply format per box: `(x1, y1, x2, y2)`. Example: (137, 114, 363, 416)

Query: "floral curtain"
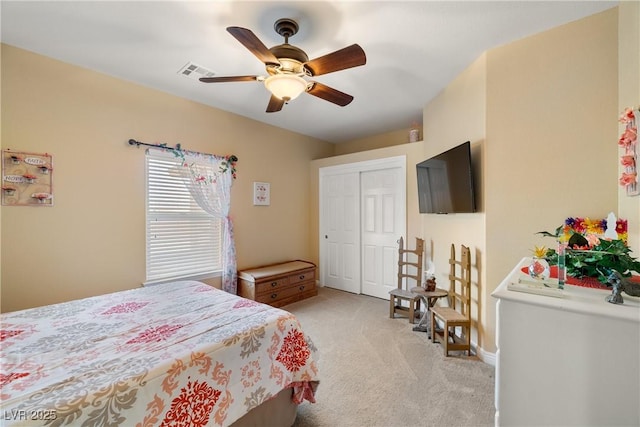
(179, 152, 238, 293)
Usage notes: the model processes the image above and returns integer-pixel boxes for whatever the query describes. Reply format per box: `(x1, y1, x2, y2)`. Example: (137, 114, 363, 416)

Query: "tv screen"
(416, 141, 476, 214)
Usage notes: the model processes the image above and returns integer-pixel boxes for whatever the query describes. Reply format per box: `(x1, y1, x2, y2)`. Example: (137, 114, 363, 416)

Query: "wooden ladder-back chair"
(389, 236, 424, 323)
(430, 244, 472, 356)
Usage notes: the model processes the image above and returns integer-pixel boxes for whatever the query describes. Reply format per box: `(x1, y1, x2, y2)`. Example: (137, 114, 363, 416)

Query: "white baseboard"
(473, 341, 496, 366)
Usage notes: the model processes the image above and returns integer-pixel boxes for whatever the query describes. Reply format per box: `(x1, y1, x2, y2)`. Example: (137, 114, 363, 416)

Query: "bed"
(0, 280, 319, 426)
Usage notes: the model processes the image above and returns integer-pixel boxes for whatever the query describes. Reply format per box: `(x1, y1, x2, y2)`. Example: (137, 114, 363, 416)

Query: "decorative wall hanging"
(618, 107, 638, 196)
(2, 149, 53, 206)
(253, 182, 270, 206)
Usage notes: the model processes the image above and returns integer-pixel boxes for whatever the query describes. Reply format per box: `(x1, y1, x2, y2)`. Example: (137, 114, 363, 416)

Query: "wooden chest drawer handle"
(299, 275, 305, 280)
(299, 285, 305, 291)
(271, 281, 278, 287)
(271, 293, 278, 299)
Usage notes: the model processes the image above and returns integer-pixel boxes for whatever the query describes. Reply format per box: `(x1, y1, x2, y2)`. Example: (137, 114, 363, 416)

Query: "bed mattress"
(0, 281, 319, 426)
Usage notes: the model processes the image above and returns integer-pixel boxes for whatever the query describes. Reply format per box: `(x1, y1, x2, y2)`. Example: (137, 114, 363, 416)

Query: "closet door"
(360, 167, 405, 299)
(321, 172, 360, 294)
(319, 156, 406, 298)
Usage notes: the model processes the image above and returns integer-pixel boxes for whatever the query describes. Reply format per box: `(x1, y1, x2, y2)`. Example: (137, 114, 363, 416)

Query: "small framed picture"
(253, 182, 270, 206)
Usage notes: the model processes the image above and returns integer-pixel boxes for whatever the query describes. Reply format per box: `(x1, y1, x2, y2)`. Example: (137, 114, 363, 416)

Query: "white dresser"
(492, 258, 640, 426)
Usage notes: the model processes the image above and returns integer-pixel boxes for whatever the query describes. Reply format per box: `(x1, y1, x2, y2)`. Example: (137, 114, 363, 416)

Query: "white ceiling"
(1, 1, 617, 143)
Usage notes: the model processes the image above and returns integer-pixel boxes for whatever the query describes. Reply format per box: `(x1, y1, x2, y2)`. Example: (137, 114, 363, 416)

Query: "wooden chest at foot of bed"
(238, 260, 317, 307)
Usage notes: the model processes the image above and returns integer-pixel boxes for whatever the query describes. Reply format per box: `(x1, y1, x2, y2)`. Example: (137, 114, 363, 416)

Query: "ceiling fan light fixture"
(264, 74, 307, 101)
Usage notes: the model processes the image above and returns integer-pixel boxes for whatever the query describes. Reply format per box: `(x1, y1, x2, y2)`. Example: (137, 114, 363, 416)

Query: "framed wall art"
(253, 182, 270, 206)
(2, 149, 54, 206)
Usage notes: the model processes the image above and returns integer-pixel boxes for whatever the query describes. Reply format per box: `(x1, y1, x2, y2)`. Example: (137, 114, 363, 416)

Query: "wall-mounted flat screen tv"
(416, 141, 476, 214)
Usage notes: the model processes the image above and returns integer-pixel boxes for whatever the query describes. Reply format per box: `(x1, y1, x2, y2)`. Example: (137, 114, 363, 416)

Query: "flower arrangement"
(538, 216, 640, 284)
(618, 107, 638, 192)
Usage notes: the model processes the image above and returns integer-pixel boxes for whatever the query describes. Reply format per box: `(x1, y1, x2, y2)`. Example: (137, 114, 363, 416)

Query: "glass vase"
(528, 257, 550, 280)
(557, 244, 566, 289)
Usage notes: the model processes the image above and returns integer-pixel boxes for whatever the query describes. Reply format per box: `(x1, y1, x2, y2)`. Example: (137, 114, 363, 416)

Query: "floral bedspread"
(0, 281, 319, 426)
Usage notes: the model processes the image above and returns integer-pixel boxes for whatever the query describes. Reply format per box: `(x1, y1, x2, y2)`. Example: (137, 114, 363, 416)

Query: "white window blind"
(145, 150, 222, 283)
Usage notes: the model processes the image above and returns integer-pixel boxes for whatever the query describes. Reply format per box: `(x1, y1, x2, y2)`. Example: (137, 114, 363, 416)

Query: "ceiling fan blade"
(199, 76, 260, 83)
(227, 26, 280, 65)
(307, 82, 354, 106)
(304, 44, 366, 76)
(266, 95, 285, 113)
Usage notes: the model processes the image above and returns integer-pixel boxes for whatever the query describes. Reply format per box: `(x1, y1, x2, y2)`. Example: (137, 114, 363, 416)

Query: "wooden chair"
(430, 244, 472, 356)
(389, 236, 424, 323)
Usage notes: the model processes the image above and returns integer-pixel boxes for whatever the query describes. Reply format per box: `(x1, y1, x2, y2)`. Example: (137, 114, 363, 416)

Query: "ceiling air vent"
(177, 62, 215, 81)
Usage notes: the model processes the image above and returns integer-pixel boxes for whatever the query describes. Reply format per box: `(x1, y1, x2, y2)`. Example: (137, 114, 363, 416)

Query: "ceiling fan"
(200, 18, 366, 113)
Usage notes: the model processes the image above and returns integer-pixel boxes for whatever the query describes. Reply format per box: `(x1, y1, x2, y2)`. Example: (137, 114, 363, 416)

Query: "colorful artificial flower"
(621, 155, 636, 168)
(585, 234, 601, 248)
(619, 171, 637, 187)
(220, 155, 238, 179)
(619, 107, 636, 124)
(618, 127, 637, 148)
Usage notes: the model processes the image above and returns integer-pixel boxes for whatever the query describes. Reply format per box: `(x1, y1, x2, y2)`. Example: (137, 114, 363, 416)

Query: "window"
(145, 150, 222, 284)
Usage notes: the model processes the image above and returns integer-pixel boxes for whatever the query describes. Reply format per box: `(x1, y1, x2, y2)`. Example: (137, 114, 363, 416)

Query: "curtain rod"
(128, 139, 238, 162)
(128, 138, 186, 153)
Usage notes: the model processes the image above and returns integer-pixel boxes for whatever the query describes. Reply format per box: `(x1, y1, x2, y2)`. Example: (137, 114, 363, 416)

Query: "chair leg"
(443, 322, 449, 357)
(389, 297, 395, 319)
(430, 312, 436, 343)
(465, 326, 471, 356)
(409, 303, 415, 324)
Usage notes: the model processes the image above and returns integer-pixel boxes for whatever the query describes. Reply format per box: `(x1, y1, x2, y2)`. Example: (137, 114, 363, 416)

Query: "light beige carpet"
(287, 286, 495, 427)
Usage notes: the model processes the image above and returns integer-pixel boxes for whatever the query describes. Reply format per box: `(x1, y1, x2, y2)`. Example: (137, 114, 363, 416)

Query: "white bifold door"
(319, 156, 406, 299)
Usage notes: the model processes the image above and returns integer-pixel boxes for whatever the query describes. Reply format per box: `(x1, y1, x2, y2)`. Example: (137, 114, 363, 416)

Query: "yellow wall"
(420, 53, 487, 351)
(0, 44, 333, 312)
(334, 127, 423, 156)
(416, 8, 618, 356)
(483, 8, 618, 354)
(618, 1, 640, 255)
